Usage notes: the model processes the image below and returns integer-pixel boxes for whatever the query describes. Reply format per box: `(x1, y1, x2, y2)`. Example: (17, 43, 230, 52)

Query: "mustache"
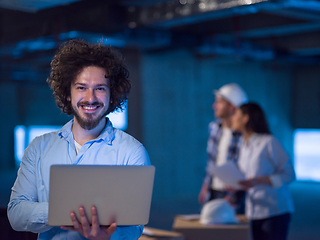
(77, 101, 103, 107)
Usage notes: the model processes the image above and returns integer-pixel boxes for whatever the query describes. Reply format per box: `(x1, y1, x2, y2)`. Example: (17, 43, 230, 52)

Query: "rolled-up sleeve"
(268, 137, 296, 188)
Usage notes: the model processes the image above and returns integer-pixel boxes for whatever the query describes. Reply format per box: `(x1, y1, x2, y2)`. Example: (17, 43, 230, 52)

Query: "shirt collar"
(58, 119, 73, 139)
(58, 117, 115, 145)
(245, 133, 258, 146)
(216, 119, 241, 137)
(96, 118, 115, 144)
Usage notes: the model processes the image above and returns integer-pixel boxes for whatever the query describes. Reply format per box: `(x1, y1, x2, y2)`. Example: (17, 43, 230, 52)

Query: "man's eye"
(97, 87, 106, 91)
(77, 87, 85, 90)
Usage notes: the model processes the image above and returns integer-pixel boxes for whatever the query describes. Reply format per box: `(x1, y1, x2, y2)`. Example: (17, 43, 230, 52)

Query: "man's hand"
(198, 182, 209, 204)
(238, 176, 272, 189)
(61, 205, 117, 240)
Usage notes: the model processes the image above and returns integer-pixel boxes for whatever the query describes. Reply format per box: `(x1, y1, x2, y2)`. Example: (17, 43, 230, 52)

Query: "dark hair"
(46, 39, 131, 115)
(239, 102, 271, 134)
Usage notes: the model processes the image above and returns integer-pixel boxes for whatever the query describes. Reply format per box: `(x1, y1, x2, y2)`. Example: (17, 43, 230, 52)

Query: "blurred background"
(1, 0, 320, 239)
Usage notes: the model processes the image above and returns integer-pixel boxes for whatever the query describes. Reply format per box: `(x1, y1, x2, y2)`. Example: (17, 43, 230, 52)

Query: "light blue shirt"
(7, 118, 151, 240)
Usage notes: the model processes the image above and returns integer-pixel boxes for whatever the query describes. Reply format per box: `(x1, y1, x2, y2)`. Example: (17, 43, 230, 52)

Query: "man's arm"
(7, 139, 53, 233)
(126, 144, 151, 166)
(199, 122, 221, 204)
(198, 182, 209, 204)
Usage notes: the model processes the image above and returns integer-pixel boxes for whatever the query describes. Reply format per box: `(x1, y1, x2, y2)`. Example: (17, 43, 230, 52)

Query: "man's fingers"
(238, 181, 245, 186)
(70, 211, 83, 234)
(105, 222, 117, 236)
(79, 206, 91, 237)
(64, 206, 117, 239)
(91, 205, 99, 226)
(91, 205, 101, 236)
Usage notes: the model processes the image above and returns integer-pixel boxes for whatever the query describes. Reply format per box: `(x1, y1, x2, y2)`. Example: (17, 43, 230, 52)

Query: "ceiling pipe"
(127, 0, 320, 29)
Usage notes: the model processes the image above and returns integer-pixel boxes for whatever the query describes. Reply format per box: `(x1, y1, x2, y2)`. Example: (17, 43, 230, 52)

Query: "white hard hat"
(214, 83, 248, 107)
(200, 199, 239, 225)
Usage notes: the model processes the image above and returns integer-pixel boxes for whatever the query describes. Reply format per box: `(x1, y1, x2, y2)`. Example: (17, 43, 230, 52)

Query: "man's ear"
(229, 105, 236, 115)
(67, 96, 71, 101)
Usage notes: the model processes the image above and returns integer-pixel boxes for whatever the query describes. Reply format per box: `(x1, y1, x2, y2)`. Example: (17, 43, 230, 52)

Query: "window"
(108, 109, 127, 131)
(14, 110, 127, 167)
(14, 125, 62, 167)
(294, 129, 320, 181)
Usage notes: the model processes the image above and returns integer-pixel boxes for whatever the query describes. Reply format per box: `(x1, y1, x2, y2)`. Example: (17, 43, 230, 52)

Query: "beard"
(72, 101, 109, 130)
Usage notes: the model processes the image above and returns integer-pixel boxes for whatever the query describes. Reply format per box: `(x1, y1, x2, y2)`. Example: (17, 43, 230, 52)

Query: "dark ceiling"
(1, 0, 320, 81)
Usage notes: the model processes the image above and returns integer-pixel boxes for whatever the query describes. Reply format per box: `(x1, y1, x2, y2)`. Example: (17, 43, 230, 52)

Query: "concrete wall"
(0, 81, 71, 170)
(0, 80, 71, 206)
(0, 82, 18, 170)
(293, 66, 320, 128)
(141, 49, 294, 204)
(139, 50, 320, 240)
(1, 47, 320, 239)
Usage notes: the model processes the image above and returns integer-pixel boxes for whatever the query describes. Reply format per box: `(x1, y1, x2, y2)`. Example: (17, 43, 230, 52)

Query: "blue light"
(59, 31, 127, 48)
(10, 31, 128, 59)
(14, 126, 26, 165)
(294, 129, 320, 181)
(14, 125, 62, 168)
(14, 110, 127, 167)
(108, 108, 128, 131)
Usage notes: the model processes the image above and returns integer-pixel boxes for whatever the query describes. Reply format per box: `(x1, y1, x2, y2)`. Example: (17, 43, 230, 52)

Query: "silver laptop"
(48, 164, 155, 226)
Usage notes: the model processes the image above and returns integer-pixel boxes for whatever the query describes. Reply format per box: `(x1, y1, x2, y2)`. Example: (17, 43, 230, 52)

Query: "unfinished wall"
(140, 50, 294, 204)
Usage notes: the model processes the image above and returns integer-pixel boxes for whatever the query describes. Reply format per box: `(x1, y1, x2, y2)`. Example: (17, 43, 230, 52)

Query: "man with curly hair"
(7, 39, 150, 240)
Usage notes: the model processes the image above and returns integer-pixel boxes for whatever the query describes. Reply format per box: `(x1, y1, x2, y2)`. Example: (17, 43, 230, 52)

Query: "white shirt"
(212, 127, 232, 190)
(238, 134, 295, 220)
(75, 140, 81, 154)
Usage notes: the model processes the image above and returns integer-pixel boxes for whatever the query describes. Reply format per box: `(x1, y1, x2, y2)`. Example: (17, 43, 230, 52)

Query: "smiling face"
(69, 66, 110, 130)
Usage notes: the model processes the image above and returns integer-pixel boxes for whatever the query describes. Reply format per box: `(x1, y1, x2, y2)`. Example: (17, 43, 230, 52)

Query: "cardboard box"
(172, 215, 249, 240)
(139, 227, 185, 240)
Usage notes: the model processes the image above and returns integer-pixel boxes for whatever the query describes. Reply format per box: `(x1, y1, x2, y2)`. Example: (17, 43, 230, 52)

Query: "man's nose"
(85, 89, 97, 103)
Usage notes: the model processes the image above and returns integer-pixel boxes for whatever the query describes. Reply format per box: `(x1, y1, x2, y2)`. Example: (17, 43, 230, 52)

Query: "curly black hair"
(47, 39, 131, 115)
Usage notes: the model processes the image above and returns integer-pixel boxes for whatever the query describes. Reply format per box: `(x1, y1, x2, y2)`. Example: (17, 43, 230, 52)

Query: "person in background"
(232, 102, 295, 240)
(7, 39, 150, 240)
(198, 83, 248, 214)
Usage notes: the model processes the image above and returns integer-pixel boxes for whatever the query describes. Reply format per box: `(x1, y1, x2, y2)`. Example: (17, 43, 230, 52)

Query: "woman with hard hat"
(231, 102, 295, 240)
